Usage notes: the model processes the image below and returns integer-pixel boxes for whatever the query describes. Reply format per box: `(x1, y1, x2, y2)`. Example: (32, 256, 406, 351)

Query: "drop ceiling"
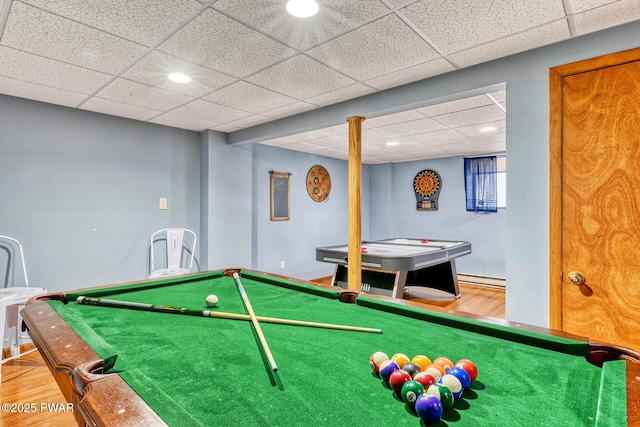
(0, 0, 637, 163)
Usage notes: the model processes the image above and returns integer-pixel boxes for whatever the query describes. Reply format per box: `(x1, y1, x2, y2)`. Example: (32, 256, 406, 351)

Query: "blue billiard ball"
(448, 367, 472, 390)
(378, 359, 400, 384)
(414, 394, 443, 425)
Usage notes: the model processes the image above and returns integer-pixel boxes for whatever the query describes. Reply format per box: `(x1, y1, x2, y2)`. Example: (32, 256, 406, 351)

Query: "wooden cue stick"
(75, 296, 382, 333)
(232, 273, 278, 372)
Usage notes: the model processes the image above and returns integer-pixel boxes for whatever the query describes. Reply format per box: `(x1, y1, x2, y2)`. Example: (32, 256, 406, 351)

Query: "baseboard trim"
(457, 273, 506, 289)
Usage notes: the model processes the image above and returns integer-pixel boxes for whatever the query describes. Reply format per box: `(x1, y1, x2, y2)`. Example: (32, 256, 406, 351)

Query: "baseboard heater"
(457, 273, 506, 290)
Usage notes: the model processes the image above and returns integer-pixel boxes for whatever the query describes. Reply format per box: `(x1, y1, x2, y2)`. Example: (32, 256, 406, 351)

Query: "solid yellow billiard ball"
(205, 294, 218, 307)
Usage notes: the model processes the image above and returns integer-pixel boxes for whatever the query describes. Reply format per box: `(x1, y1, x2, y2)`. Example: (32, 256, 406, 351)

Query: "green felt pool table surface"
(22, 269, 640, 427)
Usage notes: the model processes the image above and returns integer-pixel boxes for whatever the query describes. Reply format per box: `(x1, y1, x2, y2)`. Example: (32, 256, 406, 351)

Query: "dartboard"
(306, 165, 331, 202)
(413, 170, 441, 197)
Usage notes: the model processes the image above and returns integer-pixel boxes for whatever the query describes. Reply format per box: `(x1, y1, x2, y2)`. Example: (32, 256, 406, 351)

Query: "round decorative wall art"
(306, 165, 331, 202)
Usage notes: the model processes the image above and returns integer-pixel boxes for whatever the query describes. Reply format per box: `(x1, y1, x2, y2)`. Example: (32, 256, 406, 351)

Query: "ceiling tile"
(365, 110, 428, 126)
(223, 114, 275, 129)
(2, 2, 146, 74)
(169, 99, 252, 125)
(380, 117, 448, 135)
(408, 129, 469, 144)
(23, 0, 204, 46)
(448, 20, 571, 68)
(434, 104, 505, 127)
(0, 46, 112, 94)
(121, 51, 236, 98)
(0, 76, 87, 107)
(158, 7, 297, 78)
(364, 58, 456, 90)
(204, 81, 296, 113)
(262, 101, 317, 119)
(573, 0, 640, 35)
(418, 95, 494, 117)
(571, 0, 623, 13)
(95, 79, 194, 111)
(307, 14, 440, 81)
(213, 0, 392, 50)
(455, 120, 506, 137)
(401, 0, 566, 54)
(80, 97, 163, 121)
(306, 83, 376, 107)
(363, 127, 402, 141)
(302, 135, 348, 148)
(246, 54, 356, 99)
(149, 112, 219, 131)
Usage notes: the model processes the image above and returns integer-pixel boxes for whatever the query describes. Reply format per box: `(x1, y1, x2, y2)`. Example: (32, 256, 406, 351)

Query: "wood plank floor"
(0, 281, 504, 426)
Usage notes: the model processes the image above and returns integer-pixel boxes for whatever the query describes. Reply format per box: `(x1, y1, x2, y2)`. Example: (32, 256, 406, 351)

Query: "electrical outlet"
(280, 261, 285, 270)
(159, 198, 167, 210)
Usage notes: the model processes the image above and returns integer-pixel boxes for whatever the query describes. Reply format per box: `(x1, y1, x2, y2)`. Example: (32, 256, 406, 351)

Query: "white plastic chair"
(148, 228, 197, 278)
(0, 235, 47, 382)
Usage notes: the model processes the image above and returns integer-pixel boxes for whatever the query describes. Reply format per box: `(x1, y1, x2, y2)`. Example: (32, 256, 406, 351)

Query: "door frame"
(548, 46, 640, 330)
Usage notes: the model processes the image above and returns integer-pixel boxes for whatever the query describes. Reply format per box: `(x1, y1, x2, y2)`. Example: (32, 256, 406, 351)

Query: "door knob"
(568, 271, 585, 285)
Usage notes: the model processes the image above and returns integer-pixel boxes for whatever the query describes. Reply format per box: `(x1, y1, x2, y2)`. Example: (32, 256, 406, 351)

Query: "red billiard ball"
(389, 369, 412, 393)
(455, 359, 478, 382)
(413, 372, 436, 389)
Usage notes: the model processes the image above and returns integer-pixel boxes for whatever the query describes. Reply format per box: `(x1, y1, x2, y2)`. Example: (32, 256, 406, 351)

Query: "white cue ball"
(205, 294, 218, 307)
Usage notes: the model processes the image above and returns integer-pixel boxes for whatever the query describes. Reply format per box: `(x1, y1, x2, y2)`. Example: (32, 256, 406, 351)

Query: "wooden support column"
(347, 116, 365, 291)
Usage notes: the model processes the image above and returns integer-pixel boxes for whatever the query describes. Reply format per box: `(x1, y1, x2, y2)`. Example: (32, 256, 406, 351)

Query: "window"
(496, 156, 506, 209)
(464, 156, 498, 213)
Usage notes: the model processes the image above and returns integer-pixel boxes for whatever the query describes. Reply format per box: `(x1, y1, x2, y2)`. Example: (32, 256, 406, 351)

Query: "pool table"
(316, 238, 471, 297)
(22, 269, 640, 427)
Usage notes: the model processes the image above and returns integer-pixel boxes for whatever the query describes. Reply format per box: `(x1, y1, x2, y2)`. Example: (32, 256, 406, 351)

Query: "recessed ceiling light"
(286, 0, 319, 18)
(168, 73, 191, 83)
(386, 141, 399, 146)
(480, 126, 497, 132)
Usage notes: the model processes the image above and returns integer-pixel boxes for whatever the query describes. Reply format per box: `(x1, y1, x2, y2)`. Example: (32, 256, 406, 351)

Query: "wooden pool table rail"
(21, 269, 640, 427)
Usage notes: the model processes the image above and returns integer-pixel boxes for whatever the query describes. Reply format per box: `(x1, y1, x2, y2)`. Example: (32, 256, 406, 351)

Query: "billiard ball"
(369, 351, 389, 376)
(448, 367, 471, 390)
(433, 356, 454, 373)
(413, 372, 436, 389)
(391, 353, 410, 368)
(400, 380, 425, 407)
(439, 374, 464, 400)
(402, 362, 421, 378)
(389, 369, 412, 393)
(427, 383, 454, 408)
(455, 359, 478, 382)
(423, 364, 445, 381)
(411, 354, 432, 371)
(205, 294, 218, 307)
(378, 359, 400, 383)
(414, 394, 443, 425)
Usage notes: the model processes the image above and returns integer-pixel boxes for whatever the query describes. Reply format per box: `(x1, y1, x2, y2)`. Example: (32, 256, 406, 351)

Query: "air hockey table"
(316, 238, 471, 298)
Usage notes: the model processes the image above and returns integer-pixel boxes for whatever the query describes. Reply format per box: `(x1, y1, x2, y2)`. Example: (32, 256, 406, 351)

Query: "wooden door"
(550, 48, 640, 351)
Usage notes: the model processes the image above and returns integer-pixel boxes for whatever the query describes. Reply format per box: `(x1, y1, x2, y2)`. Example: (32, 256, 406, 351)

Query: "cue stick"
(75, 296, 382, 333)
(232, 272, 278, 372)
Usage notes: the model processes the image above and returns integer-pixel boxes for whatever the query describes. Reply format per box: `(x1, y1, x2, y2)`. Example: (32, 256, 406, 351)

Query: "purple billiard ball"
(448, 367, 472, 390)
(378, 359, 400, 384)
(414, 393, 443, 425)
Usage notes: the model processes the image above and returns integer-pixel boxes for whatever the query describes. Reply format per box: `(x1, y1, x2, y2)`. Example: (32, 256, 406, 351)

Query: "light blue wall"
(370, 158, 506, 278)
(0, 95, 201, 291)
(251, 143, 370, 280)
(201, 130, 253, 270)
